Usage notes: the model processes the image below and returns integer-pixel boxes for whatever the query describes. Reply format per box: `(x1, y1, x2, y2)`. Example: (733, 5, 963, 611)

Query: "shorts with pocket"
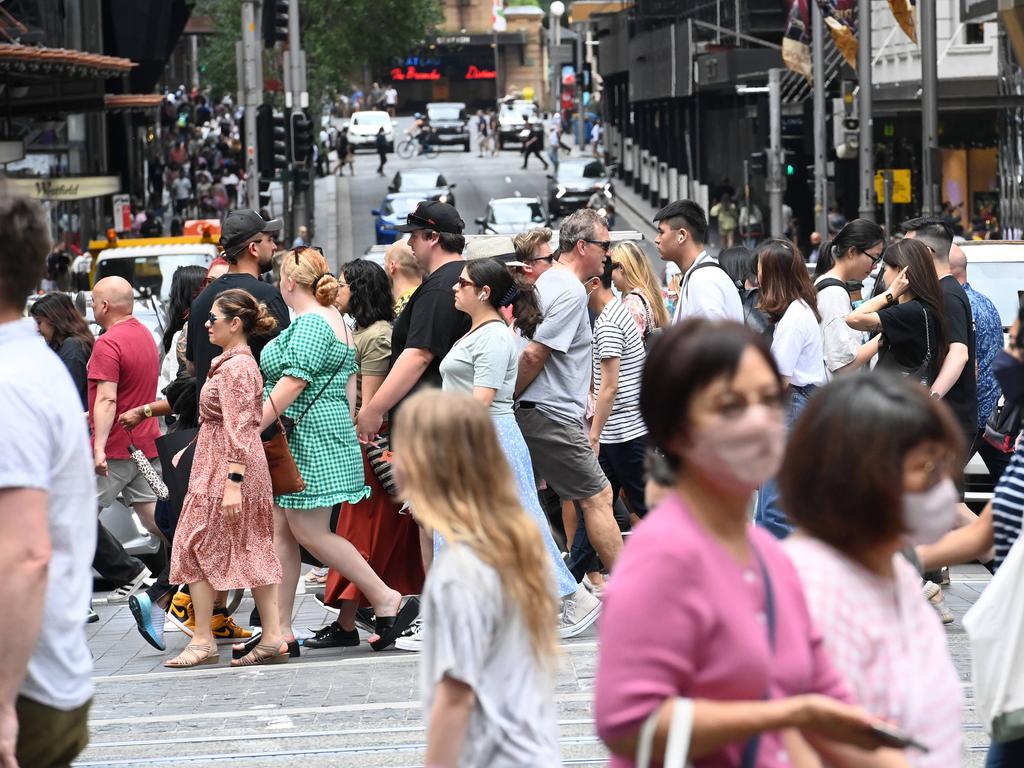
(97, 457, 161, 508)
(515, 405, 609, 502)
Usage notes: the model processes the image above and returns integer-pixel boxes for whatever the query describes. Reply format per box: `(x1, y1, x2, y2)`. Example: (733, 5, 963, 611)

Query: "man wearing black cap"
(357, 201, 470, 445)
(186, 209, 290, 397)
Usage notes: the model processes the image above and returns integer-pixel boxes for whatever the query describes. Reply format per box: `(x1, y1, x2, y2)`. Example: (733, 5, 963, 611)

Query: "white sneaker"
(923, 581, 954, 625)
(106, 567, 154, 604)
(582, 573, 605, 601)
(558, 585, 601, 639)
(395, 618, 424, 652)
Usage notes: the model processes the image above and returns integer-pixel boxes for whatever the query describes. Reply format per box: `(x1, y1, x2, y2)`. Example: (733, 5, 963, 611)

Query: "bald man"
(383, 239, 423, 316)
(88, 276, 161, 601)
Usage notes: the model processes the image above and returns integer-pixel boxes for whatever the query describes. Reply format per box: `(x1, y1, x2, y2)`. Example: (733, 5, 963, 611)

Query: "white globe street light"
(550, 1, 565, 46)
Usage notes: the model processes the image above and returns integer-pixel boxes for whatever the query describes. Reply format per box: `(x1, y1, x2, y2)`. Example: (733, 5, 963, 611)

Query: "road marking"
(89, 692, 595, 728)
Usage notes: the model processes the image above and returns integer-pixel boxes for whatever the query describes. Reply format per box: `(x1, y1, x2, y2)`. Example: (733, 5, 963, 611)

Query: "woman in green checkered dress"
(250, 247, 418, 655)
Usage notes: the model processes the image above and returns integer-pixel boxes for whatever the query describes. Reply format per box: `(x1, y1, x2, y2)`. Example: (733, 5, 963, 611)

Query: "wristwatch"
(884, 292, 896, 307)
(142, 403, 153, 418)
(227, 472, 245, 483)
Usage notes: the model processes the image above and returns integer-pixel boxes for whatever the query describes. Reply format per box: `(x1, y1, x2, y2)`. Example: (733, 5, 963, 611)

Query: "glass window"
(965, 260, 1024, 328)
(94, 253, 213, 302)
(427, 105, 465, 121)
(491, 201, 546, 224)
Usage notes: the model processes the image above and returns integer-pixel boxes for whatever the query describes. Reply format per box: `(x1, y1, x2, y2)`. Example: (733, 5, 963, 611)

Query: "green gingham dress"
(260, 312, 369, 509)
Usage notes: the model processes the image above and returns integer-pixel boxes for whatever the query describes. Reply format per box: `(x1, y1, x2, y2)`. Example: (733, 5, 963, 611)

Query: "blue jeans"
(755, 384, 817, 539)
(987, 738, 1024, 767)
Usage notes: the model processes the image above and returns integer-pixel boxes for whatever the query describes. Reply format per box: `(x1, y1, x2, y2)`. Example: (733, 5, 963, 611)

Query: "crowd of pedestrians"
(3, 177, 1022, 768)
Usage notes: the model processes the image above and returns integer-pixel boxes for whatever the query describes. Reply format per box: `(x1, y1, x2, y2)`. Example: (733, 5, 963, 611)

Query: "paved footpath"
(79, 564, 992, 766)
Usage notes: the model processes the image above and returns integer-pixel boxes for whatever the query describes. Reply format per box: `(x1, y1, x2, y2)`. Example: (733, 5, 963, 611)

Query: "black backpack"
(814, 277, 848, 294)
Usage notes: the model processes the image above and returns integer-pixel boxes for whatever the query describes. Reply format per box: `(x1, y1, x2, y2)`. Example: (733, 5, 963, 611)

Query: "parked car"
(388, 167, 457, 207)
(426, 102, 471, 152)
(373, 193, 426, 244)
(497, 99, 538, 150)
(92, 243, 219, 304)
(475, 196, 550, 234)
(547, 157, 614, 217)
(345, 110, 395, 152)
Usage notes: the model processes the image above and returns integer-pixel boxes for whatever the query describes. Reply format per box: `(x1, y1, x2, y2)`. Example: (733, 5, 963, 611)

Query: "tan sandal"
(230, 640, 290, 667)
(164, 643, 219, 669)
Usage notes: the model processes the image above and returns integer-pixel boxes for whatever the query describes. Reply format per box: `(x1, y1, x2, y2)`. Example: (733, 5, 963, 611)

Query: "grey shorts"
(515, 406, 609, 502)
(97, 457, 161, 509)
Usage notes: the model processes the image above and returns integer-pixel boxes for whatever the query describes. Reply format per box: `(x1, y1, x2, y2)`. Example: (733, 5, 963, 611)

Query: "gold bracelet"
(143, 403, 153, 419)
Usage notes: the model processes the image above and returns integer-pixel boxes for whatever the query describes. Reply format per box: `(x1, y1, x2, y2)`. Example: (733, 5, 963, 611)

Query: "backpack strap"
(814, 277, 848, 294)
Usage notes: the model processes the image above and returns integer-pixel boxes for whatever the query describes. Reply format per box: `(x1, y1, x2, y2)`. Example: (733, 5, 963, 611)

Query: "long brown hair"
(881, 238, 949, 369)
(610, 240, 669, 329)
(393, 390, 558, 661)
(29, 292, 94, 353)
(756, 238, 820, 322)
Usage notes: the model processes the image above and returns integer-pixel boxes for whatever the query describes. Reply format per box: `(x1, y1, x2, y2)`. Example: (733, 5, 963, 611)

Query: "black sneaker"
(303, 622, 360, 649)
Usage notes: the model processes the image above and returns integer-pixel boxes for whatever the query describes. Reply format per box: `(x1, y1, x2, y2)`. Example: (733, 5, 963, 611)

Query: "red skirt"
(323, 441, 424, 607)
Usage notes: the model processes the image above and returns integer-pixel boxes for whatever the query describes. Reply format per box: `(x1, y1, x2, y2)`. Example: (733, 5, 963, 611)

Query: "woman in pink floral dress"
(167, 289, 287, 668)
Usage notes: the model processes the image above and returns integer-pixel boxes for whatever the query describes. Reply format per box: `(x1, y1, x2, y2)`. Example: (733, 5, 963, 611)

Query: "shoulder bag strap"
(293, 353, 348, 428)
(921, 304, 931, 363)
(739, 542, 777, 768)
(631, 290, 654, 335)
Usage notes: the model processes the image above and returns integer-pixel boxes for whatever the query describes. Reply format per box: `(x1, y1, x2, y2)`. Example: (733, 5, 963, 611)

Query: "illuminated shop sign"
(390, 66, 442, 81)
(465, 65, 496, 80)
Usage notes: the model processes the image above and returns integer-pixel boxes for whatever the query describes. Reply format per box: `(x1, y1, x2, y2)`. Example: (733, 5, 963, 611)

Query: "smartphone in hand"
(870, 722, 930, 753)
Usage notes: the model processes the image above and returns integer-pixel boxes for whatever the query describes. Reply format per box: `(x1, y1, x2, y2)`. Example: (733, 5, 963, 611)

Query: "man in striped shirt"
(588, 259, 649, 522)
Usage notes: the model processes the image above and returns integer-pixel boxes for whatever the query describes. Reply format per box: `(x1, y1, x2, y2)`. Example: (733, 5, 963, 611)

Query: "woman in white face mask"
(780, 372, 965, 767)
(595, 319, 905, 768)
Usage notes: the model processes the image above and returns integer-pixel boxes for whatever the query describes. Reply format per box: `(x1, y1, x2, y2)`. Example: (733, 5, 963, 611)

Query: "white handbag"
(635, 697, 694, 768)
(963, 532, 1024, 742)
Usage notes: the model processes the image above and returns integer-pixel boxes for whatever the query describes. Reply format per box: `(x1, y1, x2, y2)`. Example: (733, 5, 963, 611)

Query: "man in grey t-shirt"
(515, 212, 623, 575)
(0, 196, 95, 767)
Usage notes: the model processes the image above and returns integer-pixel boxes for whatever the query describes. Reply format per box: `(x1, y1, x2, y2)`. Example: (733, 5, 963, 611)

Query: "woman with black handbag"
(847, 238, 949, 389)
(246, 247, 417, 658)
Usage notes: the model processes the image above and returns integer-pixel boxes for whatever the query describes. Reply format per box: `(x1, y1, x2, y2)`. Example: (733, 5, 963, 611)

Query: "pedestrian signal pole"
(767, 68, 785, 238)
(241, 0, 262, 208)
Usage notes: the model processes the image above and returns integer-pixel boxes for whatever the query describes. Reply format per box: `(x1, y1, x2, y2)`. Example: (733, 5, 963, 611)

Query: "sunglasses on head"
(292, 245, 324, 265)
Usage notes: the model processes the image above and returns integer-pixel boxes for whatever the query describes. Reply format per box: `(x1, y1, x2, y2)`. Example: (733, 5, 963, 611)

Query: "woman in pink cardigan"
(595, 319, 909, 768)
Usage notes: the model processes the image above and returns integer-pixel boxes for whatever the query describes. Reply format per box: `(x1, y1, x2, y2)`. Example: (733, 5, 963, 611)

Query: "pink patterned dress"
(170, 345, 281, 590)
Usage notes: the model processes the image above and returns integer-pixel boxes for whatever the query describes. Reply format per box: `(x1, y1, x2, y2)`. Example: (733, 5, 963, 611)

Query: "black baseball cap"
(395, 200, 465, 235)
(220, 209, 282, 252)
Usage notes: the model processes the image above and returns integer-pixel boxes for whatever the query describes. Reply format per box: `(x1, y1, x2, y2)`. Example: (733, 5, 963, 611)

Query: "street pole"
(812, 1, 828, 239)
(921, 0, 939, 216)
(883, 169, 894, 236)
(288, 0, 309, 236)
(494, 30, 501, 102)
(576, 22, 585, 152)
(767, 68, 784, 237)
(241, 0, 261, 208)
(857, 0, 875, 221)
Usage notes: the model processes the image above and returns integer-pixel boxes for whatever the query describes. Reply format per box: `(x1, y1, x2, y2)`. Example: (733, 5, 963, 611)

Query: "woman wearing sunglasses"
(813, 219, 885, 376)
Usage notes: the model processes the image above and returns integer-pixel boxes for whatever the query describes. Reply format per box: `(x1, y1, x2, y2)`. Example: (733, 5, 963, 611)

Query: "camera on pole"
(261, 0, 289, 47)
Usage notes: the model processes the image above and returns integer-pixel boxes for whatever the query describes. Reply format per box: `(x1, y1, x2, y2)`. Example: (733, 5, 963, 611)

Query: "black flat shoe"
(304, 623, 359, 649)
(232, 635, 300, 660)
(370, 596, 420, 652)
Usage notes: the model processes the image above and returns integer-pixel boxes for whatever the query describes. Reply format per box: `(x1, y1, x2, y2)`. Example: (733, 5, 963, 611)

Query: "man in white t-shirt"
(384, 86, 398, 116)
(654, 199, 743, 324)
(0, 195, 95, 767)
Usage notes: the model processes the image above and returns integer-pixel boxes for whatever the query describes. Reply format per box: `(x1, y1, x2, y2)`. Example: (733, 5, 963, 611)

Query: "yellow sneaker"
(165, 592, 195, 637)
(212, 610, 253, 642)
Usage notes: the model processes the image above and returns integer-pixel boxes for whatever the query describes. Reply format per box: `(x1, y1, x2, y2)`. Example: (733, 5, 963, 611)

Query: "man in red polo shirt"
(88, 276, 161, 603)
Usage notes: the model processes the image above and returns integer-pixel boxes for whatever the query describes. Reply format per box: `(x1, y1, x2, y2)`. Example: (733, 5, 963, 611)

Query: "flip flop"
(369, 596, 420, 652)
(164, 643, 219, 669)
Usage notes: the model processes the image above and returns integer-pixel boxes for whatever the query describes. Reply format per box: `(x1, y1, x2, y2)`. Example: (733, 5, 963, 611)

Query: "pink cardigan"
(595, 492, 851, 767)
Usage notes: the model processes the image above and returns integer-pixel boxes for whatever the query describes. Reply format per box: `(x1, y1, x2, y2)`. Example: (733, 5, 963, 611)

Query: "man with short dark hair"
(186, 209, 290, 397)
(654, 199, 743, 324)
(0, 195, 95, 767)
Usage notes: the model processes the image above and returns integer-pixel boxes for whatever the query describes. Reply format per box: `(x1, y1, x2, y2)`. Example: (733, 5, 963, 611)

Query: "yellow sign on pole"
(874, 169, 912, 204)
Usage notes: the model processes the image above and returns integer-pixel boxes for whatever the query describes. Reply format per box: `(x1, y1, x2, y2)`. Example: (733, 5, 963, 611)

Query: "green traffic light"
(786, 164, 795, 176)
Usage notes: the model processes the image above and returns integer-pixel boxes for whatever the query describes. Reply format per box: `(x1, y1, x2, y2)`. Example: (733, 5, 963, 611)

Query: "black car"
(547, 158, 613, 217)
(388, 167, 457, 208)
(426, 102, 470, 152)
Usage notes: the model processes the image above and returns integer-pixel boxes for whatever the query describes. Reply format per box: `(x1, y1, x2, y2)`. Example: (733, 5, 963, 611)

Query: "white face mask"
(902, 477, 959, 546)
(682, 404, 785, 494)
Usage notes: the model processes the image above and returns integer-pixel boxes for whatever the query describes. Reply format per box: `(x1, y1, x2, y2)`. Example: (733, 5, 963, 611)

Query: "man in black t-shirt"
(186, 209, 290, 399)
(903, 217, 978, 444)
(356, 201, 470, 444)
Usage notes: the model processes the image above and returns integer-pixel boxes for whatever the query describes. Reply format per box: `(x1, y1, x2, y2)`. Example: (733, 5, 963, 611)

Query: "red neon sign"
(390, 66, 441, 81)
(465, 65, 496, 80)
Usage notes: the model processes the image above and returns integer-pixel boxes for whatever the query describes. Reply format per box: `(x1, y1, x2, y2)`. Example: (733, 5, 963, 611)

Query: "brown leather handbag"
(262, 395, 305, 496)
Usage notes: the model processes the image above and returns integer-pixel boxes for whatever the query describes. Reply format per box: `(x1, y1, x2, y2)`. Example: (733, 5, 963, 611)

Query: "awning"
(0, 44, 135, 79)
(104, 93, 164, 111)
(3, 176, 121, 201)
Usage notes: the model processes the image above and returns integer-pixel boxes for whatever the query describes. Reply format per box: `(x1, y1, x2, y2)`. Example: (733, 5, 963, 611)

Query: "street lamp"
(550, 0, 564, 45)
(549, 1, 565, 114)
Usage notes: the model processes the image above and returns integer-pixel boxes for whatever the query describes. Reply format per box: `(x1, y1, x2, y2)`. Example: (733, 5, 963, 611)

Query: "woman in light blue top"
(440, 257, 591, 634)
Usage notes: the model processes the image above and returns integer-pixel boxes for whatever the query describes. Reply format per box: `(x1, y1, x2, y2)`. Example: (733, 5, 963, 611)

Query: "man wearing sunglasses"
(514, 208, 623, 581)
(186, 209, 290, 399)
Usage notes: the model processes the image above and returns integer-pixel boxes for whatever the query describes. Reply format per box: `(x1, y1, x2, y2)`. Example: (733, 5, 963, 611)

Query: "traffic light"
(293, 167, 311, 194)
(258, 178, 272, 208)
(257, 104, 289, 178)
(262, 0, 289, 47)
(290, 111, 314, 163)
(749, 151, 766, 177)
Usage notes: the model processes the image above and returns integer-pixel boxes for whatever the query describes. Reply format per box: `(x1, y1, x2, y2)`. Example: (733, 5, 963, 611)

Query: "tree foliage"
(191, 0, 442, 103)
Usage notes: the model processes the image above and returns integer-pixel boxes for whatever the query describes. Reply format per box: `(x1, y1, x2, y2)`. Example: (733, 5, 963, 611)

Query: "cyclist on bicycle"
(410, 112, 432, 154)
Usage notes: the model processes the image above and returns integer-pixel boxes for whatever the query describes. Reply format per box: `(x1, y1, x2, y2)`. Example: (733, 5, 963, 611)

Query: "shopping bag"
(963, 533, 1024, 742)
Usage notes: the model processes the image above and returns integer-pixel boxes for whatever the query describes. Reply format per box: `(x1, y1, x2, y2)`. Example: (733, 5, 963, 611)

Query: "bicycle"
(396, 134, 441, 160)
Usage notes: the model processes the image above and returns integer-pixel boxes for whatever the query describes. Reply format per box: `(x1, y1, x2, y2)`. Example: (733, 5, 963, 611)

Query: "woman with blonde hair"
(609, 240, 669, 337)
(236, 246, 416, 661)
(394, 389, 560, 767)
